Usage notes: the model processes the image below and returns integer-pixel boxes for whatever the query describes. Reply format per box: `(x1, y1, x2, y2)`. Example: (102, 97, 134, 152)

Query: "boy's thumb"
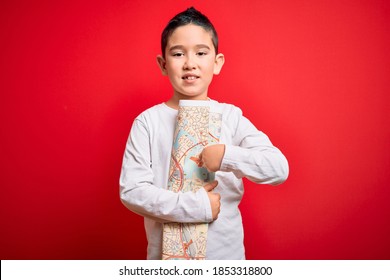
(203, 180, 218, 192)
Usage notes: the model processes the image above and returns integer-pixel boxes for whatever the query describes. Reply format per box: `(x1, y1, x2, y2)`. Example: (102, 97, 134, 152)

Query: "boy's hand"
(199, 144, 225, 172)
(203, 180, 220, 221)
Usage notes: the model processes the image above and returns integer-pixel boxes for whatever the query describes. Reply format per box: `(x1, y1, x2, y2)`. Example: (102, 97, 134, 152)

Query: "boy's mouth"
(182, 74, 199, 80)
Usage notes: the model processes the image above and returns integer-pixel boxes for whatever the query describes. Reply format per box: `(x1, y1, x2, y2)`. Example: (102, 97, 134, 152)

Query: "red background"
(1, 0, 389, 259)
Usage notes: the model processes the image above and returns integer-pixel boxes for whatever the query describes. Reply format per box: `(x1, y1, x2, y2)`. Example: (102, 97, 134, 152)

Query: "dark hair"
(161, 7, 218, 57)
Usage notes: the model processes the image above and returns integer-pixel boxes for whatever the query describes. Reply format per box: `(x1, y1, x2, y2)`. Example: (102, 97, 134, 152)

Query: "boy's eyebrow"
(168, 44, 211, 52)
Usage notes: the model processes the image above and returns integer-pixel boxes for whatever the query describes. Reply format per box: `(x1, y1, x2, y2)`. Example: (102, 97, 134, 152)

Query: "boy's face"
(157, 24, 224, 101)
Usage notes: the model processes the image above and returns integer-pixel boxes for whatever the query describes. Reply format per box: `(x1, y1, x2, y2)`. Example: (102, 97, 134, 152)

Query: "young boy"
(120, 7, 288, 260)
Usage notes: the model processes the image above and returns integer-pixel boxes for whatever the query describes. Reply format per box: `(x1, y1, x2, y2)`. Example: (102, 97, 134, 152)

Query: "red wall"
(1, 0, 389, 259)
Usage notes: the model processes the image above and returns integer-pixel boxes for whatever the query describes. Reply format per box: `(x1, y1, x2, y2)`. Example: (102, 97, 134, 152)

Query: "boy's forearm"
(120, 181, 213, 224)
(220, 144, 289, 185)
(221, 110, 289, 185)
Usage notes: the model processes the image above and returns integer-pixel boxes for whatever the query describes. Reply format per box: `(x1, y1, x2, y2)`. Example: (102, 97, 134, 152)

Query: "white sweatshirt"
(120, 100, 289, 259)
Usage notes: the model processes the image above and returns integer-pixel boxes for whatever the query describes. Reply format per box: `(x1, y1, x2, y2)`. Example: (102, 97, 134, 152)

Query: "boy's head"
(157, 7, 225, 102)
(161, 7, 218, 58)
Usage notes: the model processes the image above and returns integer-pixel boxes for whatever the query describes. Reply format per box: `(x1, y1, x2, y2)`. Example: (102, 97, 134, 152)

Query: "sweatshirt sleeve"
(219, 107, 289, 185)
(119, 118, 213, 224)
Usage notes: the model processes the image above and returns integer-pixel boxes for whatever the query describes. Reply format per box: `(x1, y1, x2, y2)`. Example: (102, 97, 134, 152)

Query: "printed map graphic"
(162, 102, 222, 260)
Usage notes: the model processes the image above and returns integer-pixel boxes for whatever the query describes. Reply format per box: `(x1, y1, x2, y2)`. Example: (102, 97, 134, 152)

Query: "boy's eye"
(197, 51, 208, 56)
(172, 52, 184, 57)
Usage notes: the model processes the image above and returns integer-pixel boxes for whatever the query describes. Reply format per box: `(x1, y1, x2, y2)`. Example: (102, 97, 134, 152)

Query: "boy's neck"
(165, 95, 210, 110)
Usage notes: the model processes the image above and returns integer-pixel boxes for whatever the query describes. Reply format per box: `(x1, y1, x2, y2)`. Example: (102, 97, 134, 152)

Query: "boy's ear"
(213, 53, 225, 75)
(156, 55, 168, 76)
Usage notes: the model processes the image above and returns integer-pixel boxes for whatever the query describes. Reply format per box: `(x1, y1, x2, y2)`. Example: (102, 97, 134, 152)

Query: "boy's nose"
(183, 55, 196, 69)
